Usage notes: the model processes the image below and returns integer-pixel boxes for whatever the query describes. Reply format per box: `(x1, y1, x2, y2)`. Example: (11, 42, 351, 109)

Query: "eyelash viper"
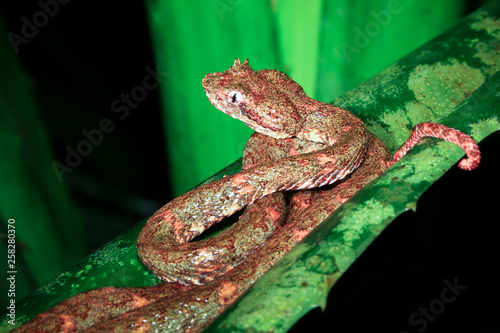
(13, 59, 480, 332)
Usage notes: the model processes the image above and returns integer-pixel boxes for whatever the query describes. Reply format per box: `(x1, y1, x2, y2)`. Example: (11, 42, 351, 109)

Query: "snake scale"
(14, 59, 480, 332)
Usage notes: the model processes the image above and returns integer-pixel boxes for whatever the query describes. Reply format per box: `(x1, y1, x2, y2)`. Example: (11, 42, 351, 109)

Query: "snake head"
(202, 59, 305, 139)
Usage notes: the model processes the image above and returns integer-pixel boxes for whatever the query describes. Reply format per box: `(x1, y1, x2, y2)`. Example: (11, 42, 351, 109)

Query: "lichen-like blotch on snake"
(14, 59, 480, 332)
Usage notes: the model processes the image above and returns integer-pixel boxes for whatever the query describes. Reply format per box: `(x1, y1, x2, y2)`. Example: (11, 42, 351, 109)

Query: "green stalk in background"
(145, 0, 280, 196)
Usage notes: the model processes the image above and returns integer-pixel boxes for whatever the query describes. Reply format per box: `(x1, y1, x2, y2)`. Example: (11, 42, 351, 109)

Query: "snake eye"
(228, 91, 243, 104)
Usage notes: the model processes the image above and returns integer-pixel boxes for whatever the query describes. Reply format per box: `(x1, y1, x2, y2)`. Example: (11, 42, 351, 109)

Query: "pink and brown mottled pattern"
(14, 59, 480, 332)
(392, 122, 481, 170)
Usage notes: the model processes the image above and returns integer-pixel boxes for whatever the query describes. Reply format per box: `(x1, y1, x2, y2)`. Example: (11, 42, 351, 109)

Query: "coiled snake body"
(15, 59, 480, 332)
